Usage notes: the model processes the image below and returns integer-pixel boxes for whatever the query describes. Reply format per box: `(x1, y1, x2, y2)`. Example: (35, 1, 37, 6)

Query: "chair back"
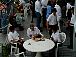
(59, 32, 66, 43)
(14, 52, 25, 57)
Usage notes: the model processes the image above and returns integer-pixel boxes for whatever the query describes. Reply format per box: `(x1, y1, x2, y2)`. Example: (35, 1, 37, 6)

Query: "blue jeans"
(35, 12, 41, 30)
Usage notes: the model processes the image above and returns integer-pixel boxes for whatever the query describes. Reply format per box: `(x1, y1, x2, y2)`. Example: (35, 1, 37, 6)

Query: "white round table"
(23, 39, 55, 57)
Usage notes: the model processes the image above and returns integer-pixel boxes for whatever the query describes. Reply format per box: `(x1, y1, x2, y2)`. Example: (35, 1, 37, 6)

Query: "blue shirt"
(46, 5, 51, 19)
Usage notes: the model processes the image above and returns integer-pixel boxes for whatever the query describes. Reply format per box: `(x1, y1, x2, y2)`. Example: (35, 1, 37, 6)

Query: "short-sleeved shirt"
(41, 0, 48, 8)
(54, 4, 61, 21)
(35, 0, 41, 14)
(70, 14, 75, 24)
(8, 31, 19, 42)
(27, 27, 42, 38)
(47, 13, 57, 25)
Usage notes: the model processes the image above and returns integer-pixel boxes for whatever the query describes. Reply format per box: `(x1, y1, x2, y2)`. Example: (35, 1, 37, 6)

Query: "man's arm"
(36, 27, 43, 37)
(46, 15, 51, 30)
(27, 28, 32, 38)
(8, 34, 14, 43)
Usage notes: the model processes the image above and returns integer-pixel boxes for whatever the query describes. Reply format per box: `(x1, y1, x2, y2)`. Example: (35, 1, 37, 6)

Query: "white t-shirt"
(27, 27, 42, 38)
(8, 31, 19, 42)
(47, 13, 57, 25)
(41, 0, 48, 8)
(54, 4, 61, 21)
(66, 3, 72, 10)
(70, 14, 75, 24)
(66, 3, 73, 16)
(35, 0, 42, 14)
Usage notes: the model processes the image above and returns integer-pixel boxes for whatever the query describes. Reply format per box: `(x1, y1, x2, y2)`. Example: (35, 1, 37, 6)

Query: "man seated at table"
(49, 26, 61, 57)
(51, 26, 61, 43)
(27, 22, 43, 40)
(41, 27, 60, 57)
(8, 26, 25, 53)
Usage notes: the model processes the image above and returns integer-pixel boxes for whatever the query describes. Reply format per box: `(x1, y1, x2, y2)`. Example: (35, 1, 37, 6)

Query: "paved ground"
(0, 14, 76, 57)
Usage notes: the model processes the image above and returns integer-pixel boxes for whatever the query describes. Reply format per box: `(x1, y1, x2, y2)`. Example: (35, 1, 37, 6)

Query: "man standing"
(41, 0, 48, 28)
(35, 0, 42, 30)
(54, 2, 62, 32)
(47, 8, 58, 37)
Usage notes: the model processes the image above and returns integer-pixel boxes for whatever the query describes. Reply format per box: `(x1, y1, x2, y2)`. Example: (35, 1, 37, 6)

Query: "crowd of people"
(35, 0, 74, 38)
(5, 0, 75, 57)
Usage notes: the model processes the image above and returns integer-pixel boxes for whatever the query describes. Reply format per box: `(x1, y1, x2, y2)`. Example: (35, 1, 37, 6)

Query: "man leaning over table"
(27, 22, 43, 39)
(27, 22, 45, 57)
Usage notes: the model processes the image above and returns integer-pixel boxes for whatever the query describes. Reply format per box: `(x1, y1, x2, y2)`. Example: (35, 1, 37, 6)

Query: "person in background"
(9, 14, 17, 28)
(41, 0, 48, 28)
(65, 7, 74, 32)
(35, 0, 42, 30)
(46, 1, 52, 19)
(27, 22, 43, 38)
(54, 1, 62, 32)
(70, 7, 75, 25)
(29, 0, 35, 18)
(67, 8, 72, 20)
(46, 8, 58, 37)
(45, 1, 52, 29)
(68, 7, 75, 49)
(66, 2, 73, 17)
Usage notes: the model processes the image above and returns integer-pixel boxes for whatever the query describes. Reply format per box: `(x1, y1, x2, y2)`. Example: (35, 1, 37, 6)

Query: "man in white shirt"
(27, 22, 43, 38)
(8, 26, 26, 52)
(66, 2, 73, 17)
(35, 0, 42, 30)
(49, 26, 60, 57)
(47, 8, 58, 37)
(54, 2, 62, 32)
(41, 0, 48, 8)
(35, 0, 41, 14)
(68, 7, 75, 49)
(54, 4, 61, 22)
(70, 15, 75, 25)
(70, 7, 75, 24)
(8, 26, 19, 43)
(41, 0, 48, 28)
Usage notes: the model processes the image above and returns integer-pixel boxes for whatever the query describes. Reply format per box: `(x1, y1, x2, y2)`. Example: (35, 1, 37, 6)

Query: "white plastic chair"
(13, 38, 26, 57)
(4, 32, 18, 55)
(11, 43, 19, 55)
(55, 32, 66, 57)
(14, 52, 26, 57)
